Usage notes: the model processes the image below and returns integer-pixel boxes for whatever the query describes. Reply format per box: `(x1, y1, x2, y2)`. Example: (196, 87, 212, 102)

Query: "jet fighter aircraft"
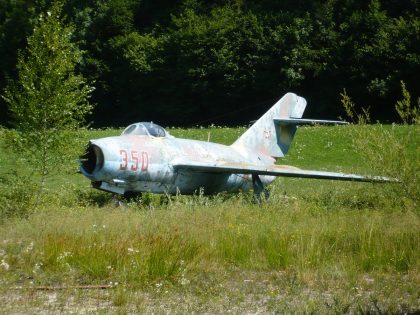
(80, 93, 390, 198)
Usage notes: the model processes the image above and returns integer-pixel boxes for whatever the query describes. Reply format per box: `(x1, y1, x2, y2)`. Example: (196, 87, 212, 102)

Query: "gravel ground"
(1, 271, 419, 314)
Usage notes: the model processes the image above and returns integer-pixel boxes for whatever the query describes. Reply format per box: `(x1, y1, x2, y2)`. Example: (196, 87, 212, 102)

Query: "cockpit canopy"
(121, 122, 167, 137)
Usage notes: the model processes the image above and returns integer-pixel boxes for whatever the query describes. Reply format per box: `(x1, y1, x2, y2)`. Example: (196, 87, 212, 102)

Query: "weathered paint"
(81, 133, 276, 195)
(80, 93, 393, 196)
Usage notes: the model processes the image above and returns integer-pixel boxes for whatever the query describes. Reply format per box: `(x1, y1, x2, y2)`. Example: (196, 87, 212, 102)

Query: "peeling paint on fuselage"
(83, 134, 276, 195)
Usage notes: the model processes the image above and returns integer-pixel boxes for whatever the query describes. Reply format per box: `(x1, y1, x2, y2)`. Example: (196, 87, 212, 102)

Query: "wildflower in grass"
(33, 262, 42, 273)
(57, 251, 72, 262)
(25, 241, 34, 252)
(0, 259, 9, 271)
(127, 247, 139, 254)
(130, 260, 137, 267)
(179, 276, 190, 286)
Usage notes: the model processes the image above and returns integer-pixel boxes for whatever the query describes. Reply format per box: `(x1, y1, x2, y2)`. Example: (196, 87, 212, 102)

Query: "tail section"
(232, 93, 307, 158)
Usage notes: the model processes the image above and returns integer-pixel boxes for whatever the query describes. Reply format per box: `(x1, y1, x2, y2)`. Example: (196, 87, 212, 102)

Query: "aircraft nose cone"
(80, 141, 104, 175)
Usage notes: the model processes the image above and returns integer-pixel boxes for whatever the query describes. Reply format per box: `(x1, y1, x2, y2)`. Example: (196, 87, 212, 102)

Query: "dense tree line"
(1, 0, 419, 127)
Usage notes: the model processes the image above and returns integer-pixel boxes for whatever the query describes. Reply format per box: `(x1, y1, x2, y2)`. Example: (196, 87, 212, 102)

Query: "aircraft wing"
(173, 161, 393, 182)
(273, 118, 349, 125)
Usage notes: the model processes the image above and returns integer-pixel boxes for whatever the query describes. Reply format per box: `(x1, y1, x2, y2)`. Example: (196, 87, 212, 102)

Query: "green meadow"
(0, 125, 418, 314)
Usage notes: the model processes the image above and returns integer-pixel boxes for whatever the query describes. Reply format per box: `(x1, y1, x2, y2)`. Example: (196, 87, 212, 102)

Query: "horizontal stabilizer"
(173, 161, 394, 183)
(274, 118, 349, 125)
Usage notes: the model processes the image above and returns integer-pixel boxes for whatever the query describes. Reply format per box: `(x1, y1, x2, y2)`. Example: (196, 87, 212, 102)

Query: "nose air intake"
(80, 142, 104, 175)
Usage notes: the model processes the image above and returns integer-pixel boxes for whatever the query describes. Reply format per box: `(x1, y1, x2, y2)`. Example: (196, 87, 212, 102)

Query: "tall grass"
(0, 120, 418, 288)
(0, 194, 418, 288)
(0, 110, 419, 312)
(0, 126, 420, 313)
(341, 86, 419, 207)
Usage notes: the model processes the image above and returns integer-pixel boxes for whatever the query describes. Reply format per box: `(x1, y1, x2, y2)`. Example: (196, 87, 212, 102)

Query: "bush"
(341, 84, 419, 207)
(0, 174, 37, 219)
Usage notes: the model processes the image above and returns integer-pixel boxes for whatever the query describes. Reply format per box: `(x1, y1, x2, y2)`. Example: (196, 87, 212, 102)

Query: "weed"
(396, 81, 419, 125)
(112, 288, 128, 307)
(0, 174, 37, 219)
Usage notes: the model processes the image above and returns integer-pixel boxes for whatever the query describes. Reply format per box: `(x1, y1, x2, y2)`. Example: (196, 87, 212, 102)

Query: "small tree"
(1, 3, 94, 202)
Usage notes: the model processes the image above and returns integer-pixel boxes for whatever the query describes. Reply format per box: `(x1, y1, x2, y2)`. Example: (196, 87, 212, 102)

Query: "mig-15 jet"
(80, 93, 390, 199)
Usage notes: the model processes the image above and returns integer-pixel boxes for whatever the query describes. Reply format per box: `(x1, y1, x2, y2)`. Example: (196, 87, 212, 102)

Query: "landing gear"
(252, 174, 270, 204)
(111, 191, 142, 207)
(123, 191, 142, 201)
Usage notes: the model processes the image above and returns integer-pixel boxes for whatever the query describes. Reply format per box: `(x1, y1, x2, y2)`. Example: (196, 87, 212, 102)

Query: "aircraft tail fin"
(232, 93, 307, 158)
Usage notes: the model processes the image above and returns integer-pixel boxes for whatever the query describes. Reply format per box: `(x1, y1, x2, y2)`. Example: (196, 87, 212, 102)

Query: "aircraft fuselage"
(81, 135, 276, 195)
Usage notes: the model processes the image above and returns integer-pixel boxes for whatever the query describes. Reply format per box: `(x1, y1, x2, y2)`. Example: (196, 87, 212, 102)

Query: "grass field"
(0, 125, 418, 314)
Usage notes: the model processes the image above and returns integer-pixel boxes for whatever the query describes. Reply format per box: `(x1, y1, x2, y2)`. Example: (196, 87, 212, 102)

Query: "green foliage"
(0, 174, 37, 219)
(1, 3, 94, 200)
(170, 5, 269, 90)
(341, 86, 419, 206)
(0, 1, 419, 126)
(109, 32, 163, 73)
(0, 125, 418, 313)
(0, 201, 418, 286)
(341, 89, 370, 124)
(396, 81, 420, 124)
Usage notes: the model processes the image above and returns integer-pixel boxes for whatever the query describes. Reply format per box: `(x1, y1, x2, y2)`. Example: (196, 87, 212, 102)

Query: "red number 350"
(119, 150, 148, 171)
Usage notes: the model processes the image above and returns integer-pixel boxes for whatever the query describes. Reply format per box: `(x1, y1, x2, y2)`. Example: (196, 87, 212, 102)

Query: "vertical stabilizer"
(232, 93, 306, 158)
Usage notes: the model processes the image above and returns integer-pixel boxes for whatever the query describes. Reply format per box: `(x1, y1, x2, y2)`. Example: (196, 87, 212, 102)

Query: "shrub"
(341, 84, 419, 207)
